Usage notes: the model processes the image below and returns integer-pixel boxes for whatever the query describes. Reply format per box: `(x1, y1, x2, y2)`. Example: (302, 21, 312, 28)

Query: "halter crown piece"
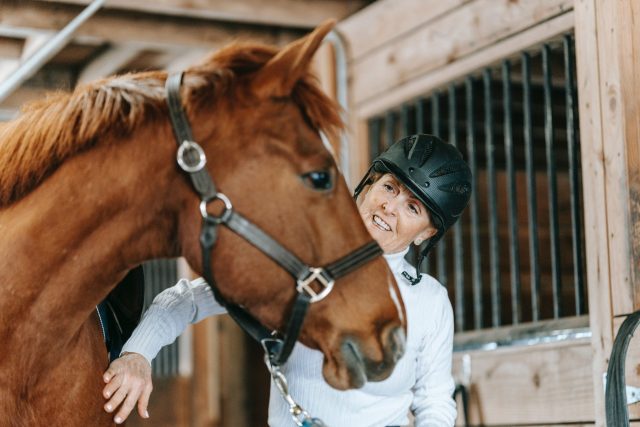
(165, 72, 383, 369)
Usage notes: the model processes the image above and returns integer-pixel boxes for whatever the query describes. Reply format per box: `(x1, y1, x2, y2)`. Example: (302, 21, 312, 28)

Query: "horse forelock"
(0, 40, 342, 207)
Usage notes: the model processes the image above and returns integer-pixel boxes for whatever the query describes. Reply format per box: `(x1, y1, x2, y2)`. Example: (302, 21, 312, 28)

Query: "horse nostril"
(387, 326, 406, 363)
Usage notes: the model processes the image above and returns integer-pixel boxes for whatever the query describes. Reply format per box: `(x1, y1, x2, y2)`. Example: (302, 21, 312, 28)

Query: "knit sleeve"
(411, 286, 457, 427)
(121, 277, 226, 363)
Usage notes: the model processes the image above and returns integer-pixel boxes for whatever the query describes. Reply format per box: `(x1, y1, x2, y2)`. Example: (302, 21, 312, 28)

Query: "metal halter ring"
(296, 268, 335, 303)
(177, 140, 206, 173)
(200, 192, 233, 224)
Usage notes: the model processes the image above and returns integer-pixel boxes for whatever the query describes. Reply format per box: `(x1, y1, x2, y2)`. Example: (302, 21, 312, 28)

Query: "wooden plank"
(338, 0, 470, 61)
(355, 11, 574, 118)
(37, 0, 366, 29)
(219, 317, 249, 426)
(607, 0, 640, 311)
(349, 0, 572, 108)
(127, 377, 191, 427)
(0, 0, 305, 50)
(452, 339, 595, 425)
(573, 1, 614, 425)
(0, 36, 23, 58)
(191, 316, 221, 426)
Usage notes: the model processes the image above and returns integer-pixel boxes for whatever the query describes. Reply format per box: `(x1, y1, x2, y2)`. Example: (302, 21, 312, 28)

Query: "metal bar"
(324, 31, 351, 186)
(412, 98, 430, 274)
(432, 92, 448, 288)
(0, 0, 106, 104)
(449, 84, 464, 332)
(564, 35, 585, 315)
(385, 111, 396, 149)
(522, 52, 541, 322)
(543, 44, 562, 319)
(401, 104, 412, 135)
(368, 119, 382, 163)
(502, 59, 522, 325)
(483, 69, 501, 327)
(416, 98, 426, 134)
(466, 77, 482, 330)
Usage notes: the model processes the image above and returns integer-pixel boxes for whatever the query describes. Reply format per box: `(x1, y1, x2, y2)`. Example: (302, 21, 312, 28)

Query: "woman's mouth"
(372, 214, 391, 232)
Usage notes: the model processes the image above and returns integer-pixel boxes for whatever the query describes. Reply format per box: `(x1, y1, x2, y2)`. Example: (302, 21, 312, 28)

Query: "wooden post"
(574, 0, 640, 425)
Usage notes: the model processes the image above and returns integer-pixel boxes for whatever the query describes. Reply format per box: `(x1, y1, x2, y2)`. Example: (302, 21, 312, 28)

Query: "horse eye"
(301, 170, 333, 191)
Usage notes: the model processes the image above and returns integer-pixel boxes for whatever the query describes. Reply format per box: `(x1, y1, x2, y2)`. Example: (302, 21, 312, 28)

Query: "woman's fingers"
(137, 383, 153, 419)
(102, 373, 123, 399)
(113, 386, 142, 424)
(104, 384, 129, 414)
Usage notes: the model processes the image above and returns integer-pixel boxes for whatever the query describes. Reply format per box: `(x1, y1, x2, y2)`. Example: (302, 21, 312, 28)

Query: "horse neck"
(0, 122, 183, 360)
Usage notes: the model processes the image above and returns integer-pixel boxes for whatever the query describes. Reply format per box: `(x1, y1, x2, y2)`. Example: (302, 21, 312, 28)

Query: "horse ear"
(251, 19, 335, 98)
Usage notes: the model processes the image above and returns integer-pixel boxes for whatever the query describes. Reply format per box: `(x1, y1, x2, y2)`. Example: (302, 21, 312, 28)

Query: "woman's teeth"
(373, 215, 391, 231)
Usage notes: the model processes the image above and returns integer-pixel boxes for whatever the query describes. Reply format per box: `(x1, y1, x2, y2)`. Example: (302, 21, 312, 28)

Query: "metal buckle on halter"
(177, 140, 206, 173)
(200, 192, 233, 224)
(296, 268, 335, 303)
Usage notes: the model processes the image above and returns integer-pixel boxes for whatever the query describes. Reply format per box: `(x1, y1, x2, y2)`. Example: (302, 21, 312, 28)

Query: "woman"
(102, 134, 472, 427)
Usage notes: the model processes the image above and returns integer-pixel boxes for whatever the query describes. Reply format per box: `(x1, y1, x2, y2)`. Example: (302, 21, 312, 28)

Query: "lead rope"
(264, 355, 327, 427)
(605, 309, 640, 426)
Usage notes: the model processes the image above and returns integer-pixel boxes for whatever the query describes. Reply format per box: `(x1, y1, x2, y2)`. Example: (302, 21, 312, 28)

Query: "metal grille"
(367, 35, 586, 332)
(142, 258, 180, 377)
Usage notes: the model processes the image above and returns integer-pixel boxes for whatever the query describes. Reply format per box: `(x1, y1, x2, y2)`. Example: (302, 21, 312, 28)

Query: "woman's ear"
(413, 227, 438, 246)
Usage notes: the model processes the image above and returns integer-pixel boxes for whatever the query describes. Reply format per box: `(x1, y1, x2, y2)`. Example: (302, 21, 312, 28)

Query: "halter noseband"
(165, 72, 383, 366)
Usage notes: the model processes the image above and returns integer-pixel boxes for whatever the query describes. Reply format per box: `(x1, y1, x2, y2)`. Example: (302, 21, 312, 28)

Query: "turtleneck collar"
(382, 246, 410, 275)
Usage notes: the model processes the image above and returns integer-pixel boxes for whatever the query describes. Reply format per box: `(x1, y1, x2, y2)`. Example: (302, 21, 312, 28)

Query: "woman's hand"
(102, 352, 153, 424)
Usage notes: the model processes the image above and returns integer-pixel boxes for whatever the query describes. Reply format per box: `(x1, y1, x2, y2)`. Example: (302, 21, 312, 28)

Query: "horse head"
(171, 21, 406, 389)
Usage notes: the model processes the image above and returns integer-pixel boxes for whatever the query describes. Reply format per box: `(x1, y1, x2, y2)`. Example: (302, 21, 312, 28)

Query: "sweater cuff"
(120, 305, 178, 364)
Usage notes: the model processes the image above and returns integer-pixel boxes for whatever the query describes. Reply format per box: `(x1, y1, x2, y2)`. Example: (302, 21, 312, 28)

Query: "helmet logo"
(439, 182, 471, 195)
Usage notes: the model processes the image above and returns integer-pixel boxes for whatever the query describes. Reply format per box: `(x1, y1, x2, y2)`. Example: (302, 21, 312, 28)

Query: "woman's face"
(357, 174, 438, 254)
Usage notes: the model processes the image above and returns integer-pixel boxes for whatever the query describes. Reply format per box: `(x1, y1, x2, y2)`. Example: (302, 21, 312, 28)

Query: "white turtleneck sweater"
(122, 248, 456, 427)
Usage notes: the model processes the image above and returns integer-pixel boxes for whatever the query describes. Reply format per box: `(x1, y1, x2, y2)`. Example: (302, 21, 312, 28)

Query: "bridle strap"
(166, 71, 383, 366)
(166, 73, 217, 200)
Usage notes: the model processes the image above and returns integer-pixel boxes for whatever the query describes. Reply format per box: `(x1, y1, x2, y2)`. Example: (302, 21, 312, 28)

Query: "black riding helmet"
(354, 134, 472, 283)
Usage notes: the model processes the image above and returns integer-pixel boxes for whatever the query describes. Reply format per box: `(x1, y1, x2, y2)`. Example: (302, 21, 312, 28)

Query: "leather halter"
(165, 72, 383, 366)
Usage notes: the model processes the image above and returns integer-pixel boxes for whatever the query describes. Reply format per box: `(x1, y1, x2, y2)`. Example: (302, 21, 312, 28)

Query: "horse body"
(0, 21, 406, 426)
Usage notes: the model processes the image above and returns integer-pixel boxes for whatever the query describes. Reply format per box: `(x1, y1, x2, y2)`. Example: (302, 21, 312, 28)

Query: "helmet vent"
(430, 161, 469, 178)
(438, 181, 471, 195)
(403, 136, 433, 166)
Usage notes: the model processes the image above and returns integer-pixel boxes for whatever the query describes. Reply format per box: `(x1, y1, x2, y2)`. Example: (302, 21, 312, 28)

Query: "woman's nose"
(382, 199, 397, 214)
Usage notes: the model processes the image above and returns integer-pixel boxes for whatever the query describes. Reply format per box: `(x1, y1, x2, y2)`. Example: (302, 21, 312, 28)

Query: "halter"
(165, 72, 383, 366)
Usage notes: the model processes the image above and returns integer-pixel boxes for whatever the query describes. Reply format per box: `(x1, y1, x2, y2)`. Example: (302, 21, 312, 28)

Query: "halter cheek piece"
(165, 72, 383, 366)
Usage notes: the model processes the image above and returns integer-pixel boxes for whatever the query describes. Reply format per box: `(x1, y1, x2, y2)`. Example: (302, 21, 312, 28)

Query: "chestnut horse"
(0, 21, 406, 426)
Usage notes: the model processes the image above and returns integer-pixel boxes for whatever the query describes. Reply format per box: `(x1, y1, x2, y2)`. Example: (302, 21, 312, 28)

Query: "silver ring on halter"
(200, 192, 233, 224)
(296, 268, 335, 303)
(177, 140, 206, 173)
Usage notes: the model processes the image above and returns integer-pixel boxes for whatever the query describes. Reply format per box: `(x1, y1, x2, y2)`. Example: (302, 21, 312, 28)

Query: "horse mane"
(0, 41, 343, 207)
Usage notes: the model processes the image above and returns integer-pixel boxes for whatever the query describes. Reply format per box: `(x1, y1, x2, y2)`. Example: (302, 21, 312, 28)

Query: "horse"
(0, 21, 406, 426)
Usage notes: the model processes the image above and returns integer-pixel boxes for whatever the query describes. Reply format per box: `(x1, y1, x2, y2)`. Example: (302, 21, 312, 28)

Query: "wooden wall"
(338, 0, 640, 425)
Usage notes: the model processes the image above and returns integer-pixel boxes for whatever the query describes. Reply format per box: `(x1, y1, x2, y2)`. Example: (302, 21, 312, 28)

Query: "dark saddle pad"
(97, 266, 145, 361)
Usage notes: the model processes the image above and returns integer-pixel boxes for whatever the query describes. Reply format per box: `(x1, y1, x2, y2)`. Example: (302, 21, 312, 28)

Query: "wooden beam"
(0, 36, 24, 58)
(453, 339, 594, 425)
(339, 0, 470, 62)
(345, 0, 573, 108)
(354, 11, 574, 119)
(36, 0, 366, 29)
(574, 0, 640, 425)
(77, 45, 143, 83)
(0, 1, 306, 50)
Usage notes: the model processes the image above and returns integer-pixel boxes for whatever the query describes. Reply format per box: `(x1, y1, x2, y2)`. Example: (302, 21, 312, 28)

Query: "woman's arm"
(102, 277, 225, 424)
(411, 287, 457, 427)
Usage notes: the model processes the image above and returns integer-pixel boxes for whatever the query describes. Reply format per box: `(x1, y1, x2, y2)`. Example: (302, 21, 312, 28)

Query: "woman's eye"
(301, 170, 333, 191)
(383, 183, 394, 192)
(408, 204, 419, 215)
